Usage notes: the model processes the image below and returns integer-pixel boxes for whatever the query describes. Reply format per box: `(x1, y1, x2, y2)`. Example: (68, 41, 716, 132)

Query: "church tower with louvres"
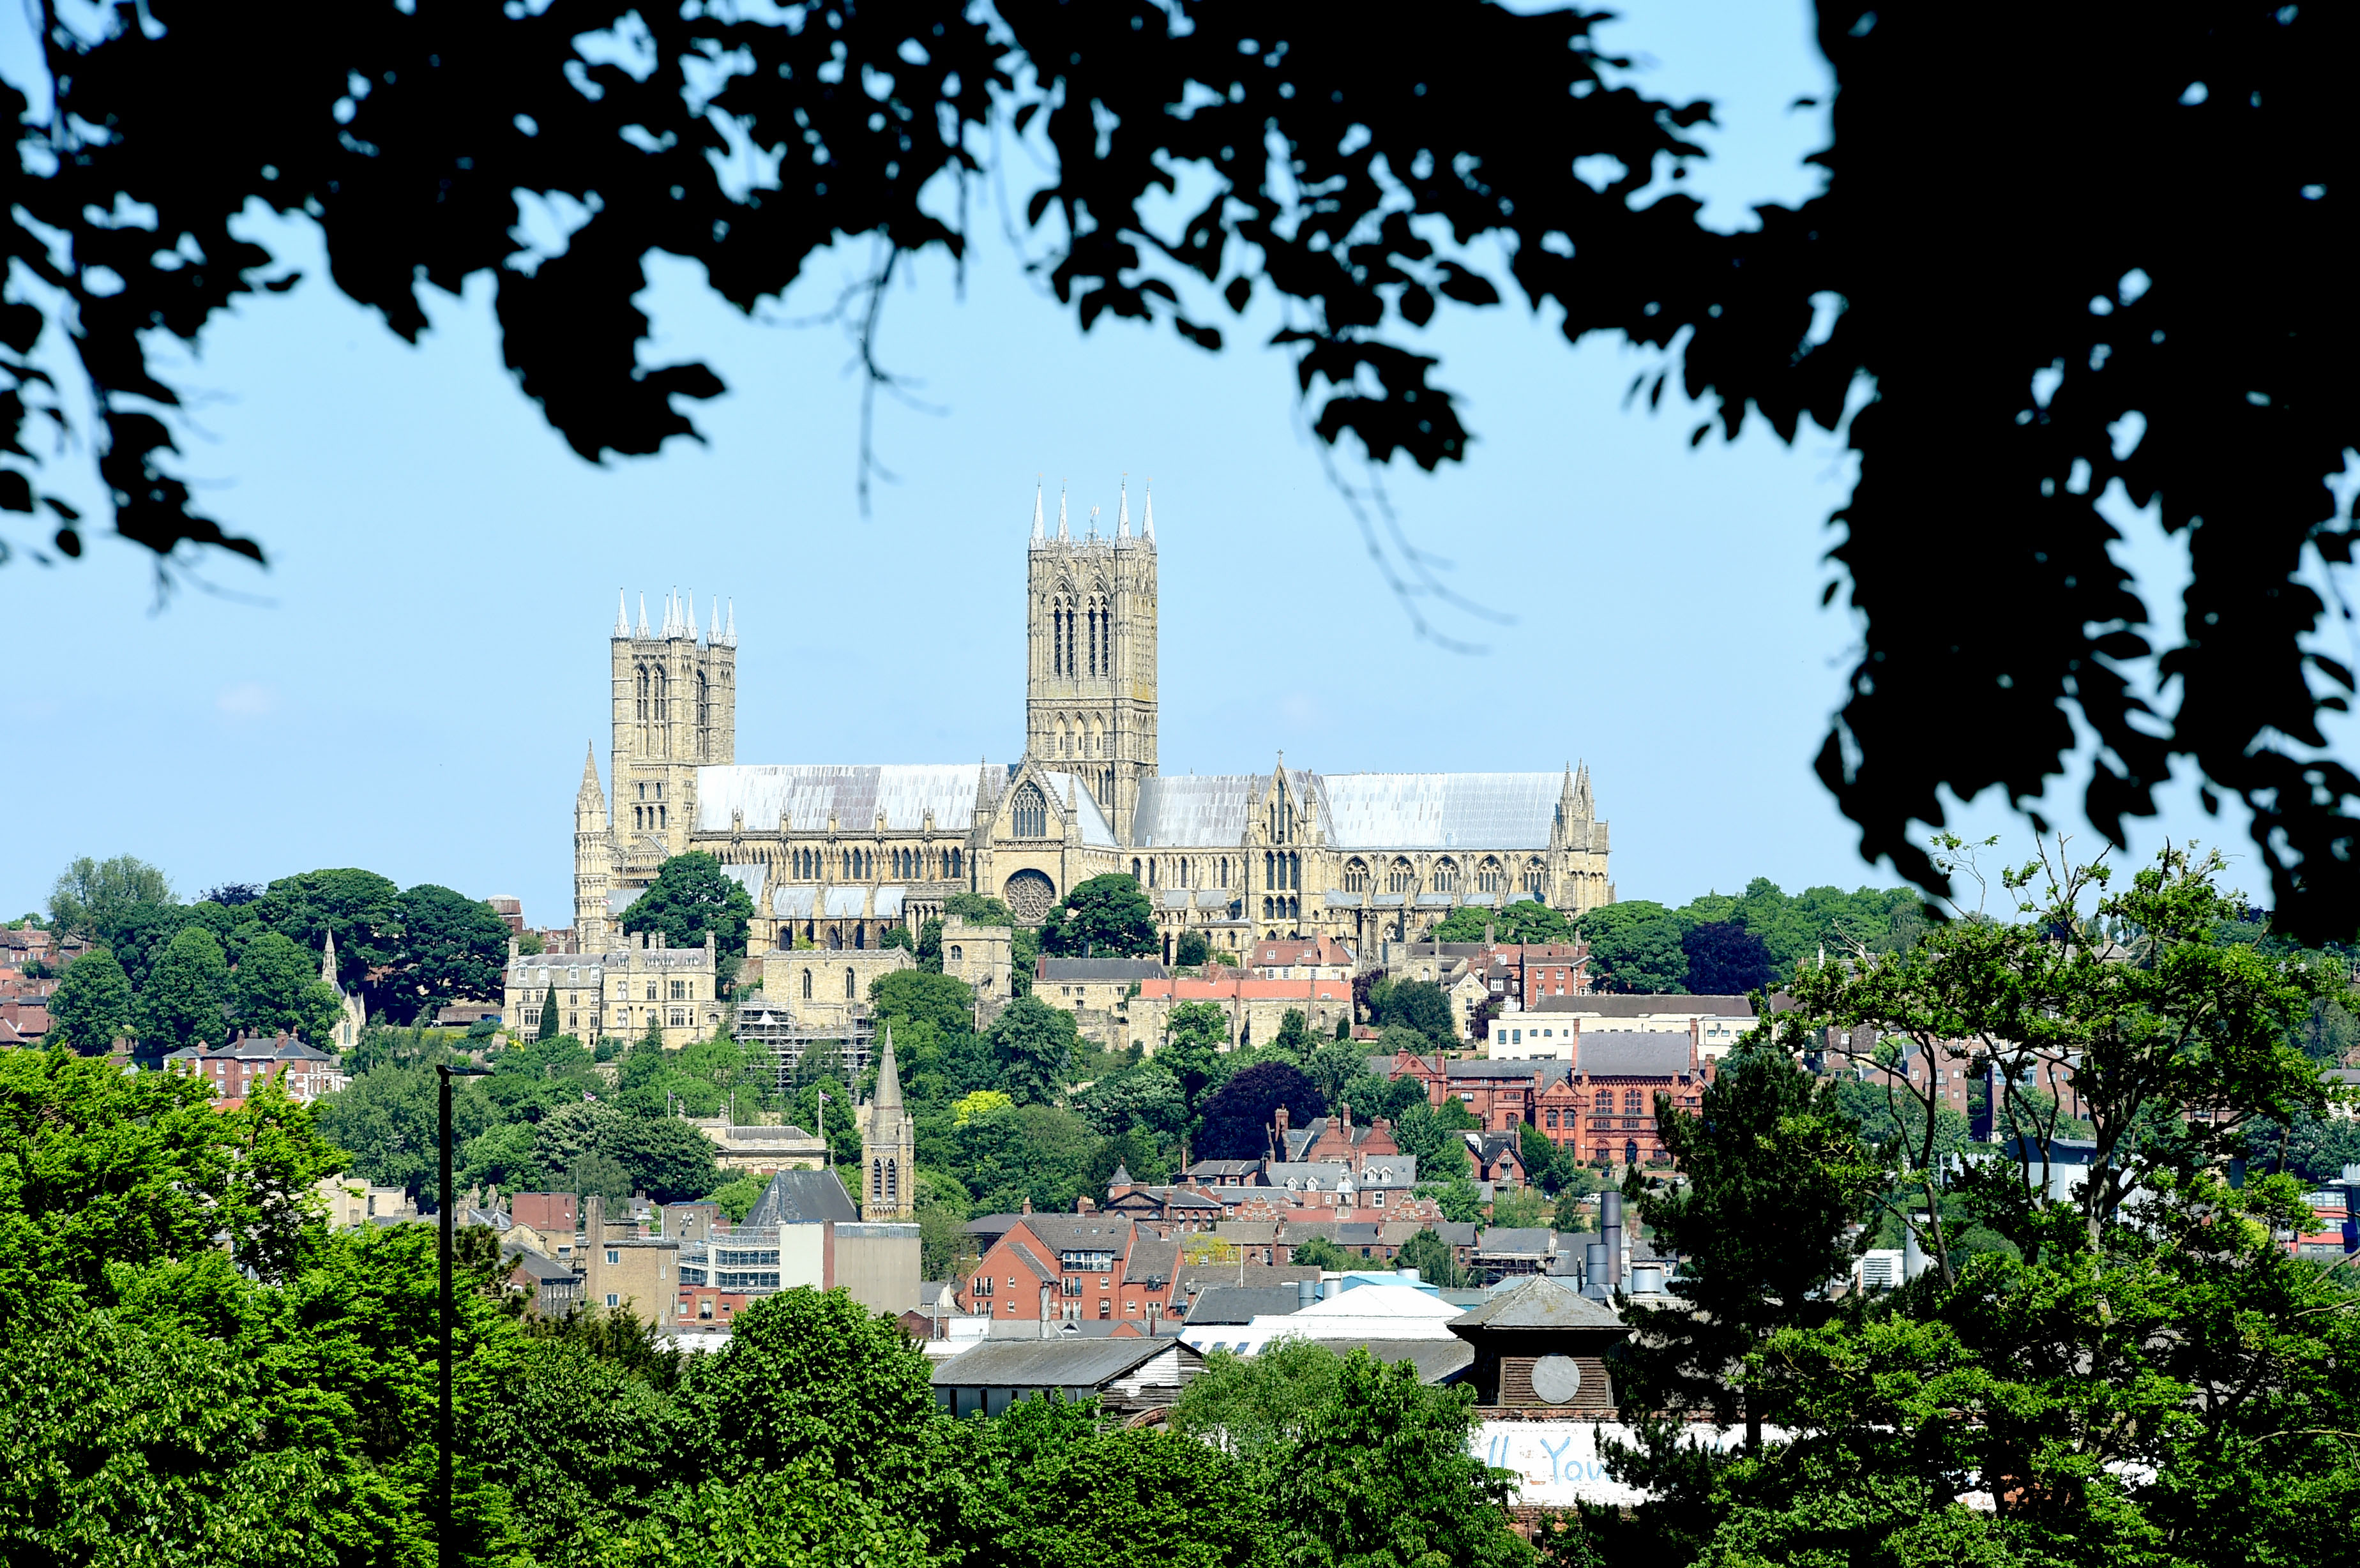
(1025, 478, 1159, 843)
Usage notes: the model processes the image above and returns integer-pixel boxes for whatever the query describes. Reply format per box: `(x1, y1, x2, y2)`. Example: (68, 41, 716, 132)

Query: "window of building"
(670, 979, 687, 1000)
(1389, 859, 1416, 893)
(607, 1249, 621, 1265)
(1343, 859, 1369, 893)
(1433, 859, 1458, 892)
(1013, 783, 1048, 839)
(845, 969, 856, 999)
(606, 1293, 620, 1308)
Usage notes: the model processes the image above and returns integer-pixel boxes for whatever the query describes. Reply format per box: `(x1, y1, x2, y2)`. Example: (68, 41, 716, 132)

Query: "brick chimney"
(1075, 1195, 1096, 1214)
(1021, 1196, 1032, 1214)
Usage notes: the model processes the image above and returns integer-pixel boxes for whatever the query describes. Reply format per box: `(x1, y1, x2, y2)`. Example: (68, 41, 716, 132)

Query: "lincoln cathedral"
(570, 481, 1614, 961)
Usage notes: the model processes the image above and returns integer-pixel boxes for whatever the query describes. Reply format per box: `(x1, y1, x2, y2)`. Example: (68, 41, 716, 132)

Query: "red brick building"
(167, 1032, 349, 1104)
(1388, 1027, 1709, 1170)
(957, 1210, 1185, 1328)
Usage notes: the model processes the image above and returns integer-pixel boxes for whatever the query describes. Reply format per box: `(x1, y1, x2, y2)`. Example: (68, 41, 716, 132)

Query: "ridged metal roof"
(1317, 772, 1564, 851)
(693, 764, 999, 833)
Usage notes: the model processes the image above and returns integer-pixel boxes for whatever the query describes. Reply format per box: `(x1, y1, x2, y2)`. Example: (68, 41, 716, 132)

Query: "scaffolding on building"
(735, 1000, 876, 1092)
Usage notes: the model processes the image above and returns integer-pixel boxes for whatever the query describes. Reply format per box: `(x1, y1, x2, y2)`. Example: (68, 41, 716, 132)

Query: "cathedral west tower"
(609, 589, 737, 886)
(1025, 479, 1158, 841)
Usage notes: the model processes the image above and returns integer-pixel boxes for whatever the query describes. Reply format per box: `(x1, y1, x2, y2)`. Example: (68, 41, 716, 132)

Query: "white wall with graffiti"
(1470, 1422, 1769, 1506)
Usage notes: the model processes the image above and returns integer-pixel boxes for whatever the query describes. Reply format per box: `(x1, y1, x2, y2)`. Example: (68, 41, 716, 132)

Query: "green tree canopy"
(986, 996, 1079, 1106)
(1576, 900, 1691, 993)
(389, 882, 512, 1021)
(1037, 873, 1160, 958)
(47, 946, 133, 1054)
(621, 852, 755, 961)
(252, 868, 402, 999)
(602, 1115, 723, 1205)
(1376, 978, 1456, 1043)
(45, 854, 174, 946)
(135, 924, 232, 1050)
(1431, 899, 1573, 946)
(1175, 929, 1211, 967)
(1391, 1228, 1467, 1290)
(231, 930, 340, 1041)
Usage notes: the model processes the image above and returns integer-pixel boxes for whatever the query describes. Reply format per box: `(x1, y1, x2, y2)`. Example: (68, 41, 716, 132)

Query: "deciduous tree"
(47, 945, 133, 1053)
(135, 924, 232, 1050)
(621, 852, 755, 961)
(1037, 874, 1159, 959)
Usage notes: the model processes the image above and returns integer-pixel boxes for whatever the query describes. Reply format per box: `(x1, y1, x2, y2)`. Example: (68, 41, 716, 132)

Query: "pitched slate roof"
(1039, 958, 1170, 983)
(1450, 1272, 1624, 1330)
(1184, 1285, 1308, 1325)
(930, 1337, 1195, 1388)
(743, 1169, 858, 1226)
(1574, 1031, 1695, 1076)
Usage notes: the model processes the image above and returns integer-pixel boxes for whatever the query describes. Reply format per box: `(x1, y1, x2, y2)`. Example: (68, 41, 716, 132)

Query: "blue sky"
(1, 2, 2260, 925)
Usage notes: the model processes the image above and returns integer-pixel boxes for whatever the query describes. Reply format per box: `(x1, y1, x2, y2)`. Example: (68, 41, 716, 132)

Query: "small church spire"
(1143, 478, 1156, 543)
(580, 742, 603, 798)
(723, 599, 737, 647)
(1031, 478, 1045, 540)
(319, 928, 339, 988)
(614, 589, 629, 639)
(637, 593, 651, 638)
(1117, 475, 1131, 537)
(872, 1023, 904, 1112)
(1087, 504, 1100, 539)
(709, 596, 722, 645)
(1057, 483, 1070, 540)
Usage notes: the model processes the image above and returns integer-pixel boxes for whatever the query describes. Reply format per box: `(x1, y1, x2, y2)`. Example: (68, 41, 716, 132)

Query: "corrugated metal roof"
(692, 764, 999, 833)
(1318, 773, 1564, 851)
(1131, 774, 1259, 847)
(1193, 890, 1232, 910)
(875, 887, 906, 918)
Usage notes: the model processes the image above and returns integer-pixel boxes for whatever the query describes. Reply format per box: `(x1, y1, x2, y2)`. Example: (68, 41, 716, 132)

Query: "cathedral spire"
(1572, 760, 1595, 817)
(1117, 476, 1131, 537)
(637, 593, 650, 638)
(614, 589, 629, 639)
(1057, 483, 1070, 540)
(709, 596, 722, 645)
(580, 742, 603, 799)
(723, 599, 737, 647)
(1143, 479, 1156, 543)
(1031, 478, 1045, 540)
(1087, 504, 1100, 539)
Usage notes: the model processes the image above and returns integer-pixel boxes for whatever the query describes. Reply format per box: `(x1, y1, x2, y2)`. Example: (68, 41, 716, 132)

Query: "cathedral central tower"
(1025, 479, 1158, 841)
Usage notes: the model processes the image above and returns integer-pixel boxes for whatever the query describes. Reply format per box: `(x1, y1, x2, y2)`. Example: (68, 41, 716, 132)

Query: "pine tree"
(538, 984, 560, 1041)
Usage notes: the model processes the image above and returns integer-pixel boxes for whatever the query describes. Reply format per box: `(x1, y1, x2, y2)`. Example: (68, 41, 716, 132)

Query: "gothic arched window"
(635, 667, 649, 720)
(1478, 857, 1504, 893)
(886, 1161, 898, 1201)
(950, 848, 962, 878)
(802, 969, 813, 1000)
(871, 1159, 883, 1200)
(1343, 859, 1369, 893)
(1594, 1088, 1612, 1113)
(1013, 783, 1048, 839)
(1524, 858, 1549, 894)
(1388, 859, 1416, 894)
(1433, 859, 1458, 893)
(695, 669, 710, 732)
(845, 969, 857, 999)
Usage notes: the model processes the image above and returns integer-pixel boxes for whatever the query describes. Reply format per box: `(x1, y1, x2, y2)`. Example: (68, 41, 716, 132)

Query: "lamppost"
(435, 1061, 489, 1568)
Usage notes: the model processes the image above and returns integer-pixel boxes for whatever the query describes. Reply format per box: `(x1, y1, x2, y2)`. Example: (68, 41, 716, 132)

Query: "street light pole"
(437, 1062, 455, 1568)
